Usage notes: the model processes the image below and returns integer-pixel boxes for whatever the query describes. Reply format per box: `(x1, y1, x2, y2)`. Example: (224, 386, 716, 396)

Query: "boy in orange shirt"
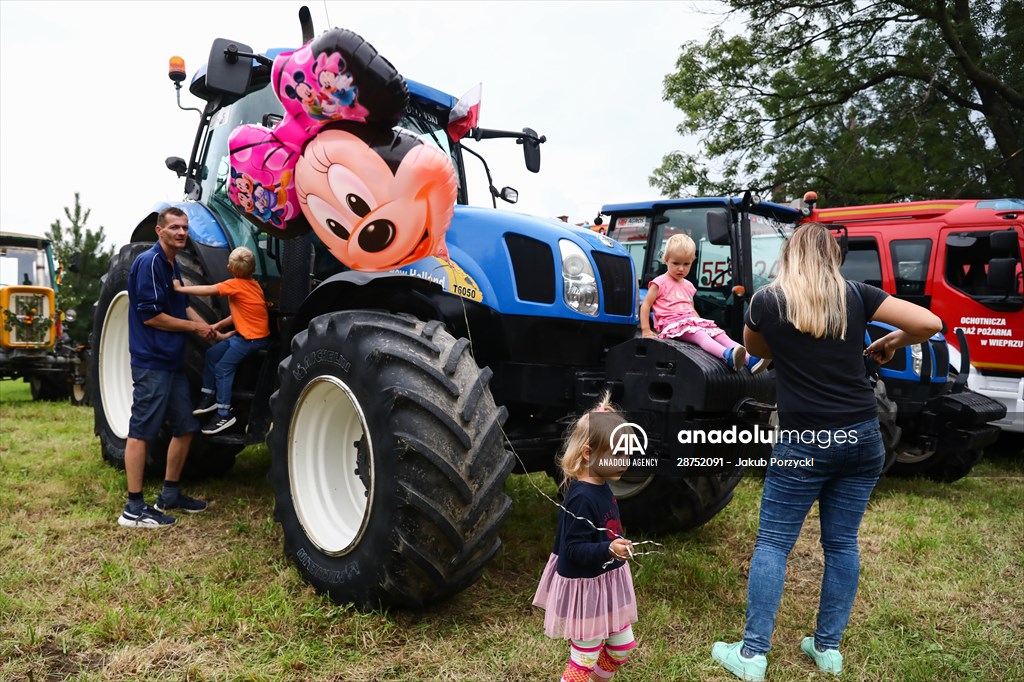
(174, 246, 270, 434)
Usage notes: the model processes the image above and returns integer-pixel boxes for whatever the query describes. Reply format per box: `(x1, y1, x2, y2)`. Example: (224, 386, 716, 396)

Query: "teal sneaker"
(801, 636, 843, 675)
(712, 641, 767, 681)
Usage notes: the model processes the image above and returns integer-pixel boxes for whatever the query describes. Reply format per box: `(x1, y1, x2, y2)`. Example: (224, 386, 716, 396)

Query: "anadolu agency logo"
(610, 422, 648, 457)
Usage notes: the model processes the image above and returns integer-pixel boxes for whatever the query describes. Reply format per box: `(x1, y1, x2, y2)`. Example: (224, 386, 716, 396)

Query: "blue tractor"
(600, 193, 1005, 483)
(89, 9, 754, 609)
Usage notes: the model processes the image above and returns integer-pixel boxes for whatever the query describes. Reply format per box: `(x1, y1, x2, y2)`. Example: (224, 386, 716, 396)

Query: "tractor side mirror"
(206, 38, 254, 96)
(521, 127, 543, 173)
(166, 156, 188, 178)
(68, 253, 82, 274)
(706, 209, 731, 245)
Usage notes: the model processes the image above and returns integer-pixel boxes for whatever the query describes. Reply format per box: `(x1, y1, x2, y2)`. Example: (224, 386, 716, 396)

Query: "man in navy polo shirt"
(118, 207, 217, 528)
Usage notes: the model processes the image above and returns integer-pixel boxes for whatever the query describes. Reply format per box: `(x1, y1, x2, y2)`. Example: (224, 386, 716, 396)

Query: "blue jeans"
(202, 335, 269, 408)
(743, 418, 885, 654)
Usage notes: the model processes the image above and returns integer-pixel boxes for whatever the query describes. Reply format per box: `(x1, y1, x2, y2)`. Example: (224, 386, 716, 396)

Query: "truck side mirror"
(987, 258, 1019, 295)
(706, 209, 731, 245)
(521, 127, 542, 173)
(990, 229, 1020, 255)
(206, 38, 253, 96)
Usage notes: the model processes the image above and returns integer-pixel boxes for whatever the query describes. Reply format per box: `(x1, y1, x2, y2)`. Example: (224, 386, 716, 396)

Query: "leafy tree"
(653, 0, 1024, 205)
(46, 194, 116, 341)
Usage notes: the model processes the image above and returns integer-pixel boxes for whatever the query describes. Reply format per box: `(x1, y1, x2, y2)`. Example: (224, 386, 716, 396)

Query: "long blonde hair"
(768, 223, 848, 339)
(558, 392, 627, 490)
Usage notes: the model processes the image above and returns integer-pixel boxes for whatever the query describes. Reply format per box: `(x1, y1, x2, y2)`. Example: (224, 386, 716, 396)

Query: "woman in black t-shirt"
(711, 223, 942, 681)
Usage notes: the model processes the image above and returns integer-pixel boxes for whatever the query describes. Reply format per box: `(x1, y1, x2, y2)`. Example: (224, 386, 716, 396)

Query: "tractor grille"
(505, 234, 555, 303)
(3, 291, 54, 346)
(592, 252, 635, 316)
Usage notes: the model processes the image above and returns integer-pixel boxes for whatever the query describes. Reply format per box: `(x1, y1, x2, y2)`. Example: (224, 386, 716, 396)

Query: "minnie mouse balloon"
(296, 122, 456, 271)
(228, 27, 457, 271)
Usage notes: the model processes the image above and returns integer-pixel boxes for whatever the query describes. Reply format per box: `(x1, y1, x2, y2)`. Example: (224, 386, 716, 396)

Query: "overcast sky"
(0, 0, 729, 249)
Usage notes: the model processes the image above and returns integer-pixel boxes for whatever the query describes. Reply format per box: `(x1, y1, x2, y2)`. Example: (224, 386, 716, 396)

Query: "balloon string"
(434, 257, 665, 571)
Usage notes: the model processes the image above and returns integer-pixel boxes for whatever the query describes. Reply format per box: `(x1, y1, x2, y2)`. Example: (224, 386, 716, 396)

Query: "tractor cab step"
(207, 431, 246, 446)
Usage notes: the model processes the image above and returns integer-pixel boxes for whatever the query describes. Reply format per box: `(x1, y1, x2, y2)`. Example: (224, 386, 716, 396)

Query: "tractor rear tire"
(609, 470, 743, 535)
(269, 310, 513, 609)
(90, 242, 239, 477)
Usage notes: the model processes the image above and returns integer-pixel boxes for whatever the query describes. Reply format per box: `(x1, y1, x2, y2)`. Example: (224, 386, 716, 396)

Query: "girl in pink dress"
(640, 234, 766, 373)
(533, 396, 638, 682)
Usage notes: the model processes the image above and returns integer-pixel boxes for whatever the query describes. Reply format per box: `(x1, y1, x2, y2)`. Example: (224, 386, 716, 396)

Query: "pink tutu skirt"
(532, 553, 638, 640)
(658, 315, 725, 339)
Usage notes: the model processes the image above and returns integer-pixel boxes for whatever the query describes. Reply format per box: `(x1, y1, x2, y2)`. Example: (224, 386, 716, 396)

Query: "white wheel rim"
(98, 291, 132, 439)
(895, 446, 933, 464)
(609, 474, 655, 499)
(289, 376, 374, 555)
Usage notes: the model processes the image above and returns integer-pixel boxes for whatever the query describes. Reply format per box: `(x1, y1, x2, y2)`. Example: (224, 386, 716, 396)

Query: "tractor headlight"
(64, 308, 77, 323)
(910, 344, 922, 375)
(558, 240, 599, 316)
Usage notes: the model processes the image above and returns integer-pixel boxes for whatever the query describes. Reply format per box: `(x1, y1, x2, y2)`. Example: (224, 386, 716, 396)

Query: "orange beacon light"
(169, 56, 187, 83)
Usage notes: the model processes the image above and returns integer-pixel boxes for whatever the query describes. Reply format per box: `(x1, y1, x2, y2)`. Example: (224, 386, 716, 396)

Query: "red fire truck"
(804, 198, 1024, 433)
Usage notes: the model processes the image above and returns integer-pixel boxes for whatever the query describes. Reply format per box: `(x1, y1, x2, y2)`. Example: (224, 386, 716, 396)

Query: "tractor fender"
(129, 204, 234, 288)
(286, 271, 448, 347)
(129, 203, 230, 248)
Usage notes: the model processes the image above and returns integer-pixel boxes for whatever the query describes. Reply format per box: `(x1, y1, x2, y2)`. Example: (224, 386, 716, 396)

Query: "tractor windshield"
(628, 205, 795, 325)
(642, 207, 794, 292)
(199, 83, 285, 250)
(0, 245, 51, 288)
(198, 87, 464, 231)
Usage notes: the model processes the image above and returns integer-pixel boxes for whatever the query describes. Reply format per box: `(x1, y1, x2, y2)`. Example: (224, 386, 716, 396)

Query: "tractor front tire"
(269, 311, 513, 610)
(874, 379, 900, 475)
(29, 374, 70, 401)
(889, 442, 986, 483)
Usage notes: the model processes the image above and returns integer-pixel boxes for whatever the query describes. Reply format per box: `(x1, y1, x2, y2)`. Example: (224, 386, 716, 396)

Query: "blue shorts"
(128, 367, 200, 440)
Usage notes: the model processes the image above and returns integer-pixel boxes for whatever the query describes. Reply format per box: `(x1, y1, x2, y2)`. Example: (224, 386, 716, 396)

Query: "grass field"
(2, 378, 1022, 681)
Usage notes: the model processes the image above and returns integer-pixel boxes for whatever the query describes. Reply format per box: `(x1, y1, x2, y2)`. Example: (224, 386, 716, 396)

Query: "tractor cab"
(602, 196, 800, 338)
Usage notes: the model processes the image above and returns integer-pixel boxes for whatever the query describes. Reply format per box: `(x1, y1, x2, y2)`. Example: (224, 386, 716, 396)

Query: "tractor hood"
(448, 206, 629, 257)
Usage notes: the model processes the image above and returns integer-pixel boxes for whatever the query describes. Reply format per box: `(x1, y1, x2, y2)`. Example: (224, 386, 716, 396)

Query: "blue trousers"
(743, 418, 885, 654)
(202, 334, 268, 408)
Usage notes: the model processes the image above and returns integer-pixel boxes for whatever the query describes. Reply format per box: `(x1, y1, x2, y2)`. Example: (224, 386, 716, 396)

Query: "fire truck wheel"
(269, 310, 513, 609)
